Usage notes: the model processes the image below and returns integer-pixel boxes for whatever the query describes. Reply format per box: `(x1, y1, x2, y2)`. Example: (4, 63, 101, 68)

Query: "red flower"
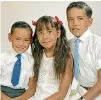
(55, 16, 63, 26)
(32, 21, 36, 26)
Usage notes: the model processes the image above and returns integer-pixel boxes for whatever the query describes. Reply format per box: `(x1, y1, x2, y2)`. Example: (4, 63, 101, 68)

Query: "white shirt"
(69, 29, 101, 87)
(0, 48, 34, 89)
(32, 53, 71, 100)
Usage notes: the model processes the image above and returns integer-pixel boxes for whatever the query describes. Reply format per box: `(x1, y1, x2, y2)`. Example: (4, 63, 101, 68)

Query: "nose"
(43, 30, 48, 39)
(73, 19, 79, 26)
(19, 40, 24, 46)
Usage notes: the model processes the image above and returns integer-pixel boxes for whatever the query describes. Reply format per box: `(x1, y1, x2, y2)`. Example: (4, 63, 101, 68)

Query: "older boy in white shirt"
(66, 1, 101, 100)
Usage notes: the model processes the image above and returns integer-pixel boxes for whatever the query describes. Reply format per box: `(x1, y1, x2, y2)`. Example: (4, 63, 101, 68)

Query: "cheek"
(68, 23, 73, 29)
(37, 37, 42, 43)
(82, 22, 88, 29)
(24, 43, 30, 49)
(52, 36, 58, 43)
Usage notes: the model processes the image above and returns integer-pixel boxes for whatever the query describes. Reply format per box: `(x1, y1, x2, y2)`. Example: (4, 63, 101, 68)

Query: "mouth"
(43, 41, 51, 45)
(72, 28, 79, 31)
(16, 47, 24, 50)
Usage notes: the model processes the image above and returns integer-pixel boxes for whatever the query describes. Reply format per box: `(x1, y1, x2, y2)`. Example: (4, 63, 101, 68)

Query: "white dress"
(31, 53, 71, 100)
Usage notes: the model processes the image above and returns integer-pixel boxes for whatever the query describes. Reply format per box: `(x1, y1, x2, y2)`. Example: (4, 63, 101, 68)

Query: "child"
(31, 15, 73, 100)
(66, 1, 101, 100)
(0, 21, 36, 100)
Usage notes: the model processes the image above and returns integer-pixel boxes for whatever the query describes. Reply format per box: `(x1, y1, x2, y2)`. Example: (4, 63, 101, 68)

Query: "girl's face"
(8, 28, 32, 54)
(67, 8, 93, 37)
(37, 25, 60, 51)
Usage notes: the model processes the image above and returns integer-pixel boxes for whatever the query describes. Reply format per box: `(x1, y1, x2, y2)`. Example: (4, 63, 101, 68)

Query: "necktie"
(74, 38, 80, 79)
(11, 54, 21, 86)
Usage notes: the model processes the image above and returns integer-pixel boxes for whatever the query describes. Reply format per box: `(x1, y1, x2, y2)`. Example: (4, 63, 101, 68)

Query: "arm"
(13, 76, 36, 100)
(45, 55, 74, 100)
(79, 69, 101, 100)
(79, 38, 101, 100)
(1, 91, 12, 100)
(0, 54, 12, 100)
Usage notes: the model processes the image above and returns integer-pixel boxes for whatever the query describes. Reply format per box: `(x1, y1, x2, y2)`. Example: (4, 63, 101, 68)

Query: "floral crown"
(32, 16, 63, 26)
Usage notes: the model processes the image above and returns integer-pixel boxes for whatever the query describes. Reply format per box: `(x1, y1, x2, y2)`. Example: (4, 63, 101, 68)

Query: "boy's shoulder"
(23, 52, 33, 59)
(0, 52, 11, 59)
(0, 52, 15, 65)
(89, 33, 101, 50)
(23, 52, 34, 63)
(90, 33, 101, 44)
(91, 33, 101, 39)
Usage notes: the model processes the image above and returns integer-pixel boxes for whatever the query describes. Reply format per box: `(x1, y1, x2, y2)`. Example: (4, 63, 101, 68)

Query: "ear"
(8, 33, 12, 42)
(88, 18, 93, 27)
(57, 29, 61, 38)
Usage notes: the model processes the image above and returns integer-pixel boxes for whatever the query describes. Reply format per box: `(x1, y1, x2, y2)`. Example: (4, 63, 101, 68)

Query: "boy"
(0, 21, 36, 100)
(66, 1, 101, 100)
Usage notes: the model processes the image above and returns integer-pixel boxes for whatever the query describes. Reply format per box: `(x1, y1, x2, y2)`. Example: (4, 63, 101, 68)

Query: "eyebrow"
(68, 16, 85, 18)
(47, 28, 53, 30)
(78, 16, 85, 17)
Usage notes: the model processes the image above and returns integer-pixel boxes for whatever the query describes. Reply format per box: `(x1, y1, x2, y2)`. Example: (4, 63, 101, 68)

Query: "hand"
(11, 97, 20, 100)
(2, 97, 12, 100)
(78, 99, 81, 100)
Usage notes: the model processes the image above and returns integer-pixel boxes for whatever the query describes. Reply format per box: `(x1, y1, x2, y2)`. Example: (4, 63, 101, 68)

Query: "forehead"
(67, 8, 86, 17)
(37, 22, 54, 31)
(12, 28, 31, 37)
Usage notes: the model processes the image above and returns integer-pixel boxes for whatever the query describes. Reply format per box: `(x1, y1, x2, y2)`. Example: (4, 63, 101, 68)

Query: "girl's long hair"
(31, 16, 71, 80)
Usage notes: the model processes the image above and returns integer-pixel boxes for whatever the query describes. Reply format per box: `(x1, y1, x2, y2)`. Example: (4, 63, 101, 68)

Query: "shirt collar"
(9, 48, 27, 59)
(74, 29, 91, 43)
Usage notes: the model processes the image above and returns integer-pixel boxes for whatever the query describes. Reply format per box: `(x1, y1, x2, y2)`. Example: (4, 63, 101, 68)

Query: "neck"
(44, 48, 54, 57)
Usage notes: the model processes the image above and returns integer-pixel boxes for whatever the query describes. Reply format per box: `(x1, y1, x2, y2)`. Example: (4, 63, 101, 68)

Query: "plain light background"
(1, 1, 101, 53)
(1, 1, 101, 89)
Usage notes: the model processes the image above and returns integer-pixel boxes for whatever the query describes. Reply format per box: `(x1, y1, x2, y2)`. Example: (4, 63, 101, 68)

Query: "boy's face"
(67, 8, 93, 37)
(37, 25, 60, 51)
(8, 28, 32, 54)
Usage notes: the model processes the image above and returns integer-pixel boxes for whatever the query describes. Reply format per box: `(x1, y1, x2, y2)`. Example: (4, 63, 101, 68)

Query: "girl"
(31, 16, 73, 100)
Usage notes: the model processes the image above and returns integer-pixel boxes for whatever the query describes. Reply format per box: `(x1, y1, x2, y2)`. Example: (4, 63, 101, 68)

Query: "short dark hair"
(66, 1, 92, 18)
(11, 21, 33, 34)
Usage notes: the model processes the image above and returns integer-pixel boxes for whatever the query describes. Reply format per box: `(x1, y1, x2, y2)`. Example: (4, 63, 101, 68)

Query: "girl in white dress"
(31, 16, 73, 100)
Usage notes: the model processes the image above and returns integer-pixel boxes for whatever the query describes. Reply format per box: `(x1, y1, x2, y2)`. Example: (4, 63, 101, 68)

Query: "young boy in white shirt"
(66, 1, 101, 100)
(0, 21, 36, 100)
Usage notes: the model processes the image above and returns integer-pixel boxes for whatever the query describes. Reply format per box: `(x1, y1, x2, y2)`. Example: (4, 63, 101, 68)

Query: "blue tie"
(11, 54, 21, 86)
(74, 38, 80, 79)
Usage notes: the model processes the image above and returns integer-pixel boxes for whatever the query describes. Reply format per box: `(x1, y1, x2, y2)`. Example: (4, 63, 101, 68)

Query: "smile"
(72, 28, 79, 31)
(43, 41, 51, 44)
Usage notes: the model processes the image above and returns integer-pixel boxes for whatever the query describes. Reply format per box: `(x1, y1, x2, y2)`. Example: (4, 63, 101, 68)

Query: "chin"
(15, 50, 26, 54)
(73, 33, 81, 37)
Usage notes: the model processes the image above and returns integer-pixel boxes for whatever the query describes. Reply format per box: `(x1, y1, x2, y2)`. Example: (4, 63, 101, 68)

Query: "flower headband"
(32, 21, 36, 26)
(32, 16, 63, 26)
(54, 16, 63, 26)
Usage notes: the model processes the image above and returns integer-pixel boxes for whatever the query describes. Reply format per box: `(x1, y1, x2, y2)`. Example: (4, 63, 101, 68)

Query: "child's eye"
(78, 18, 83, 20)
(24, 39, 30, 41)
(48, 30, 52, 33)
(68, 19, 73, 21)
(38, 31, 42, 35)
(16, 38, 20, 40)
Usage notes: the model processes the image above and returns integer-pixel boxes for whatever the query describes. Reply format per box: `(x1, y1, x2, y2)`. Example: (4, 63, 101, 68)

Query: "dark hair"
(31, 16, 71, 80)
(11, 21, 33, 35)
(66, 1, 92, 18)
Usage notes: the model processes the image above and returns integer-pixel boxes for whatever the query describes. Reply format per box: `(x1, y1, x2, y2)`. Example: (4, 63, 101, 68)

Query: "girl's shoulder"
(66, 52, 74, 68)
(68, 52, 73, 60)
